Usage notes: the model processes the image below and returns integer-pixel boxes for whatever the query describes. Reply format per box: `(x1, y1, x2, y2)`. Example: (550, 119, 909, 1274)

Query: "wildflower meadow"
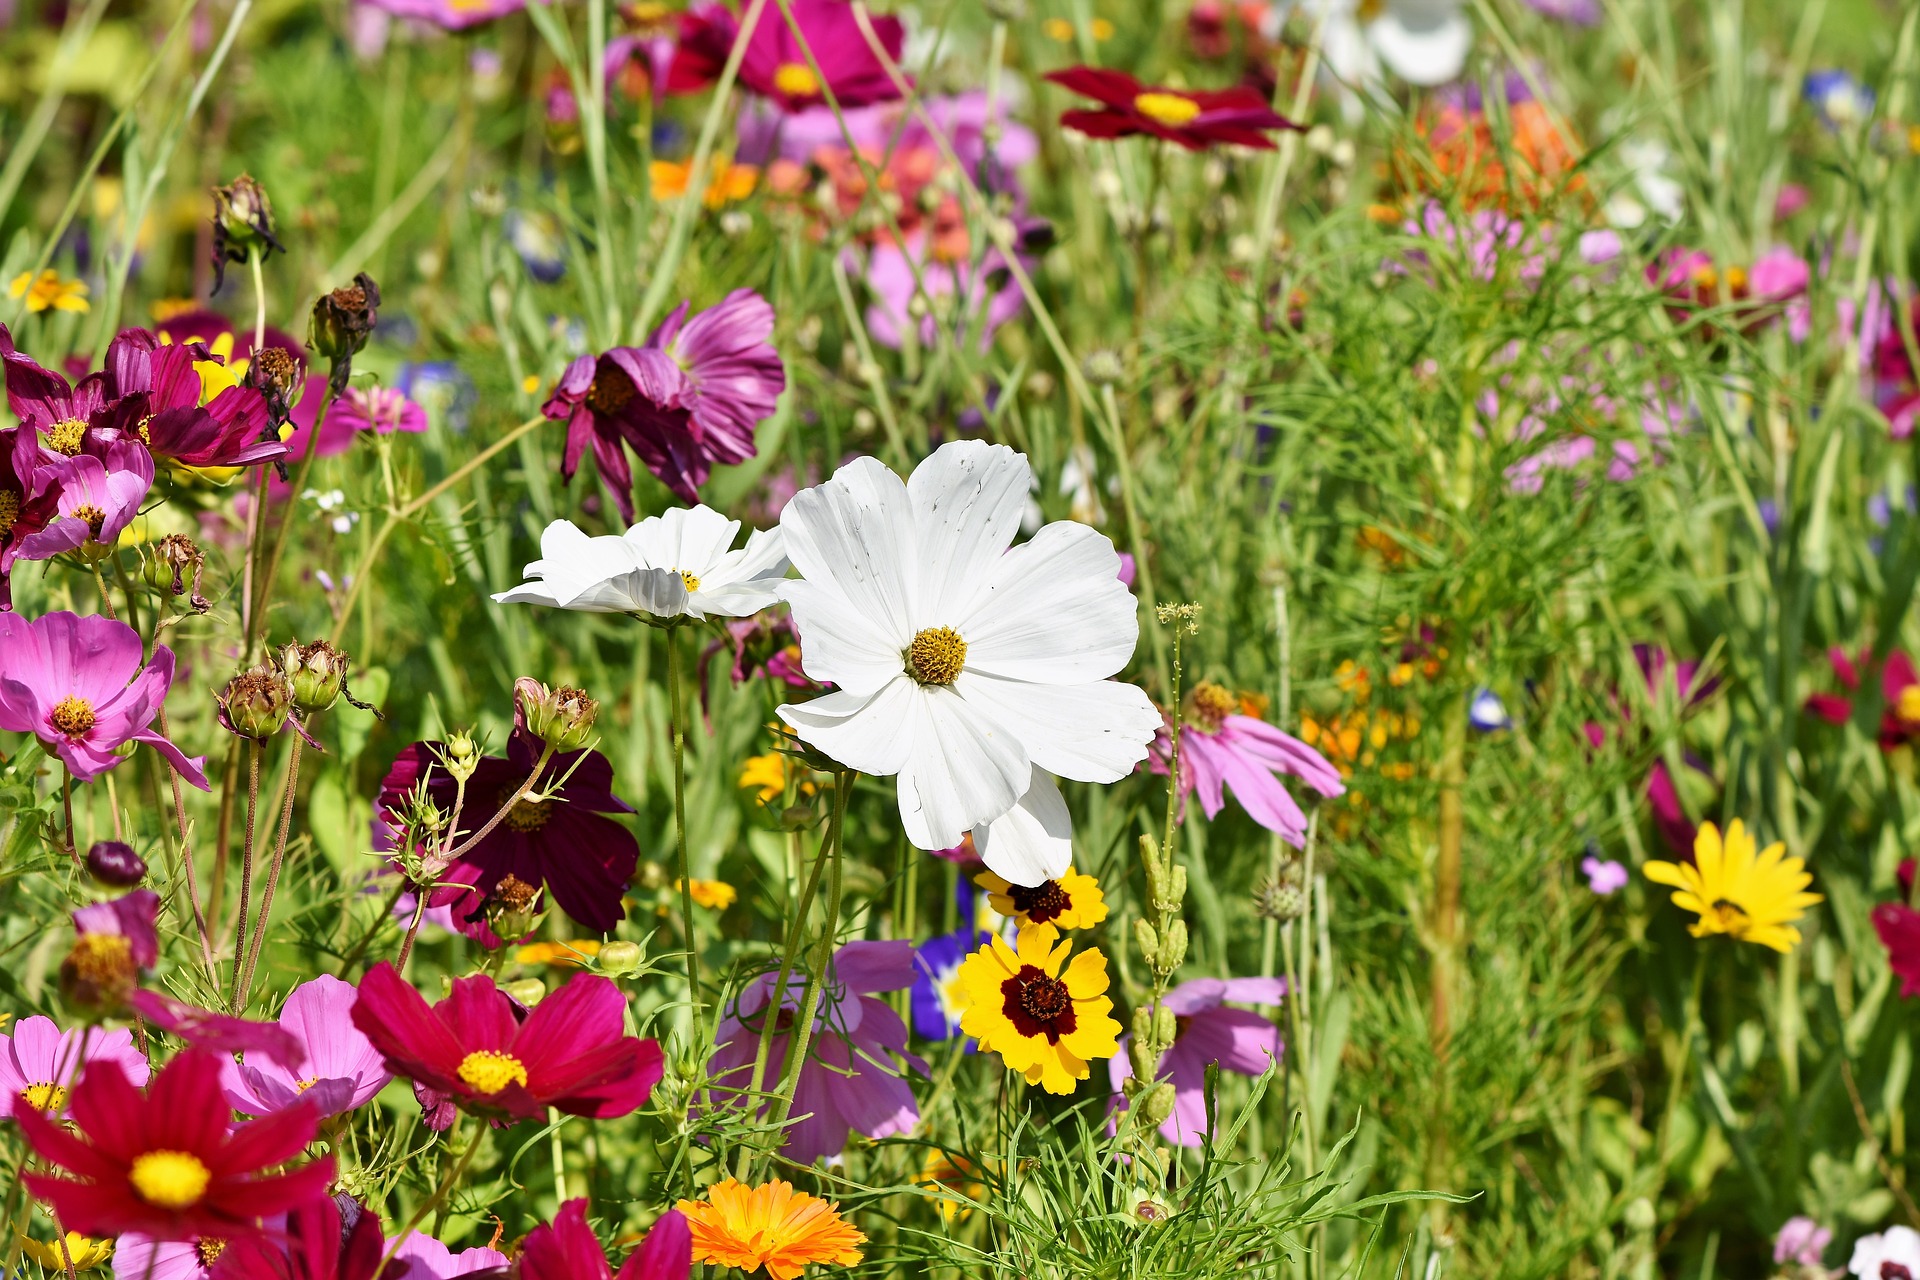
(0, 0, 1917, 1275)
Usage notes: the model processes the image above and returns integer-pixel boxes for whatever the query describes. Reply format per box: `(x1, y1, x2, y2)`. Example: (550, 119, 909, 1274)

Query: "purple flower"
(1774, 1215, 1832, 1268)
(1522, 0, 1599, 24)
(858, 239, 1029, 353)
(0, 1015, 149, 1119)
(73, 890, 161, 971)
(669, 0, 906, 114)
(220, 975, 392, 1118)
(1152, 683, 1344, 846)
(708, 940, 926, 1164)
(1107, 977, 1285, 1147)
(331, 384, 428, 437)
(545, 289, 784, 517)
(0, 611, 208, 786)
(100, 329, 284, 471)
(0, 426, 65, 600)
(362, 0, 522, 30)
(911, 925, 990, 1041)
(390, 1232, 513, 1278)
(1805, 70, 1874, 130)
(1581, 856, 1629, 895)
(14, 441, 153, 561)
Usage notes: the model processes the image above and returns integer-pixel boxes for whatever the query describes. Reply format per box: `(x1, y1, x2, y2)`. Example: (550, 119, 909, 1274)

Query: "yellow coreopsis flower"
(677, 878, 738, 911)
(954, 923, 1121, 1094)
(1643, 819, 1821, 953)
(513, 939, 602, 967)
(19, 1232, 113, 1270)
(9, 270, 90, 313)
(973, 865, 1107, 931)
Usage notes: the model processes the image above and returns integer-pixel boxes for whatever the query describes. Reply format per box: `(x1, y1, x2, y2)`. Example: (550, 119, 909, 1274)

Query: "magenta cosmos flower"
(389, 1230, 513, 1278)
(0, 611, 208, 786)
(1153, 682, 1343, 845)
(521, 1200, 691, 1280)
(0, 1015, 149, 1120)
(1107, 977, 1285, 1147)
(544, 288, 784, 516)
(708, 940, 924, 1165)
(1046, 67, 1298, 151)
(14, 439, 154, 561)
(376, 725, 641, 942)
(115, 1233, 246, 1280)
(352, 962, 664, 1127)
(220, 975, 391, 1118)
(99, 329, 284, 471)
(0, 425, 66, 602)
(362, 0, 522, 30)
(669, 0, 905, 113)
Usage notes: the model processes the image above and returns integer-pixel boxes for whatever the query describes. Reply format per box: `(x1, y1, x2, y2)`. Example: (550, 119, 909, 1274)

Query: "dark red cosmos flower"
(1805, 647, 1920, 751)
(352, 963, 664, 1126)
(1044, 67, 1299, 151)
(376, 726, 641, 941)
(210, 1194, 411, 1280)
(668, 0, 905, 114)
(1875, 901, 1920, 998)
(100, 329, 285, 471)
(15, 1049, 333, 1240)
(521, 1199, 691, 1280)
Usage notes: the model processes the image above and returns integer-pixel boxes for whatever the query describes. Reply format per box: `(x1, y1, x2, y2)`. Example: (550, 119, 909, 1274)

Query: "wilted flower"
(243, 345, 303, 430)
(217, 663, 296, 742)
(308, 273, 381, 395)
(210, 175, 284, 294)
(140, 532, 211, 611)
(273, 640, 356, 715)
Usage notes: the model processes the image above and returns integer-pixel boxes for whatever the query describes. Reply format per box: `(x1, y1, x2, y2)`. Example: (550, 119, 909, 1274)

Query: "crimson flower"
(351, 963, 663, 1127)
(1876, 901, 1920, 998)
(1805, 646, 1920, 751)
(521, 1199, 691, 1280)
(16, 1049, 333, 1241)
(668, 0, 905, 113)
(1045, 67, 1299, 151)
(210, 1194, 389, 1280)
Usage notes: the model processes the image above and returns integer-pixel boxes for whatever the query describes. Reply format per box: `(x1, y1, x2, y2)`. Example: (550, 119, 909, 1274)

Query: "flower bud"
(1158, 919, 1188, 974)
(1082, 350, 1125, 387)
(598, 940, 643, 975)
(210, 175, 285, 293)
(1151, 1002, 1178, 1049)
(515, 677, 599, 752)
(1127, 1032, 1159, 1088)
(1254, 877, 1307, 922)
(309, 272, 381, 394)
(442, 731, 482, 784)
(486, 873, 543, 943)
(1132, 918, 1159, 966)
(274, 639, 351, 715)
(85, 841, 147, 887)
(217, 664, 293, 741)
(1136, 1081, 1178, 1130)
(504, 978, 547, 1007)
(1133, 1198, 1168, 1225)
(140, 533, 210, 613)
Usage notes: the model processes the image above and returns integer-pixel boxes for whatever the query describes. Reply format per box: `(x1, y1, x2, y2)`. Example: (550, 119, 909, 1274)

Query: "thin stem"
(61, 770, 78, 867)
(394, 891, 430, 975)
(252, 382, 337, 656)
(154, 705, 218, 974)
(231, 744, 262, 1012)
(237, 732, 306, 1000)
(249, 245, 267, 357)
(378, 1125, 483, 1272)
(665, 625, 704, 1039)
(443, 747, 554, 861)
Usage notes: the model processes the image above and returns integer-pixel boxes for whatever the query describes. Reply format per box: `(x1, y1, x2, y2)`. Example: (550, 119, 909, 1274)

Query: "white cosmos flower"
(493, 505, 788, 619)
(774, 440, 1161, 887)
(1282, 0, 1471, 97)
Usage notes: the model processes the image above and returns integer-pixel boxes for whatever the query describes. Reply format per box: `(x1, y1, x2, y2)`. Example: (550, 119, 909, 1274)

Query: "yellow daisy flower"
(1643, 819, 1822, 953)
(954, 923, 1120, 1094)
(677, 878, 738, 911)
(512, 939, 602, 967)
(678, 1179, 865, 1280)
(650, 156, 760, 208)
(739, 750, 814, 804)
(973, 866, 1107, 931)
(20, 1232, 113, 1270)
(9, 270, 90, 313)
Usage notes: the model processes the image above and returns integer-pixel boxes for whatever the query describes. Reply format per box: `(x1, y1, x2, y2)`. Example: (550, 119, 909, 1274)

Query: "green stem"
(251, 382, 337, 658)
(231, 744, 262, 1013)
(665, 625, 704, 1041)
(237, 732, 305, 1001)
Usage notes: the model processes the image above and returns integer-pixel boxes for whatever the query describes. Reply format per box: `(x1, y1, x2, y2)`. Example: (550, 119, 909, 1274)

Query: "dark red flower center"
(1001, 965, 1077, 1043)
(586, 367, 636, 415)
(1884, 1265, 1914, 1280)
(1009, 879, 1071, 925)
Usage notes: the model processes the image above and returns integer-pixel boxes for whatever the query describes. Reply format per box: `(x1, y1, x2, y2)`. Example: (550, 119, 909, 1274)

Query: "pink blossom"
(334, 384, 428, 436)
(1152, 693, 1344, 846)
(0, 1015, 148, 1119)
(220, 975, 392, 1118)
(391, 1231, 514, 1278)
(362, 0, 522, 31)
(1108, 977, 1285, 1146)
(72, 890, 161, 971)
(669, 0, 906, 114)
(14, 441, 154, 561)
(1774, 1216, 1832, 1267)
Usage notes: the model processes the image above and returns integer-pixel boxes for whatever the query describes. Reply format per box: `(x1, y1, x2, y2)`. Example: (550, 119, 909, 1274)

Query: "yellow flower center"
(1898, 684, 1920, 726)
(498, 784, 553, 832)
(295, 1077, 319, 1093)
(50, 695, 96, 737)
(906, 626, 968, 686)
(1133, 92, 1202, 127)
(72, 503, 106, 537)
(773, 62, 821, 98)
(196, 1239, 228, 1266)
(128, 1150, 211, 1209)
(65, 933, 132, 985)
(679, 569, 702, 593)
(1188, 680, 1237, 731)
(20, 1081, 67, 1112)
(0, 491, 18, 535)
(1705, 898, 1750, 933)
(457, 1050, 529, 1095)
(47, 418, 87, 455)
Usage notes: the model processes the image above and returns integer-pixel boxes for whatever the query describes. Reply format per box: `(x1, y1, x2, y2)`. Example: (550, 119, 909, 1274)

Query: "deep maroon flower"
(1045, 67, 1299, 151)
(544, 289, 784, 516)
(521, 1200, 691, 1280)
(1876, 901, 1920, 998)
(100, 329, 284, 471)
(0, 424, 62, 603)
(669, 0, 906, 113)
(351, 963, 664, 1126)
(16, 1049, 333, 1241)
(210, 1193, 386, 1280)
(376, 726, 641, 941)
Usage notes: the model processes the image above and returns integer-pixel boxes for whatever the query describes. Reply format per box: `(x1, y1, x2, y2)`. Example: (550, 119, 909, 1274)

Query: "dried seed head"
(274, 639, 352, 715)
(218, 664, 293, 741)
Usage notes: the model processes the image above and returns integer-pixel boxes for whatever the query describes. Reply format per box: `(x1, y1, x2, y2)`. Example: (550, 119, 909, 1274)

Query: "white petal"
(689, 527, 790, 619)
(897, 686, 1030, 850)
(493, 520, 642, 611)
(953, 672, 1160, 783)
(973, 769, 1072, 886)
(778, 680, 920, 776)
(905, 440, 1030, 625)
(781, 579, 911, 695)
(780, 455, 918, 644)
(604, 567, 692, 617)
(958, 521, 1139, 683)
(1369, 3, 1470, 85)
(628, 504, 742, 577)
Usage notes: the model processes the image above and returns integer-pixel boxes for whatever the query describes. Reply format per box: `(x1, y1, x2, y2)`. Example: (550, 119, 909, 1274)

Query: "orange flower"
(650, 157, 759, 208)
(1409, 100, 1585, 212)
(678, 1179, 865, 1280)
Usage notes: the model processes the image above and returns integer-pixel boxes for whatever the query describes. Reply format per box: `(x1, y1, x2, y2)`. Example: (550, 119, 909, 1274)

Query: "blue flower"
(911, 926, 989, 1042)
(506, 209, 567, 283)
(1468, 687, 1511, 733)
(1804, 70, 1874, 129)
(394, 361, 477, 435)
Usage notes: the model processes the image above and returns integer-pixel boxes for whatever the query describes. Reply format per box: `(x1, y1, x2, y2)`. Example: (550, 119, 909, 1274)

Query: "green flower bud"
(217, 664, 293, 742)
(1127, 1033, 1160, 1088)
(1137, 1081, 1178, 1129)
(139, 534, 209, 612)
(1159, 919, 1188, 973)
(504, 978, 546, 1007)
(274, 639, 352, 715)
(1152, 1002, 1178, 1049)
(1132, 918, 1159, 966)
(515, 677, 599, 752)
(443, 731, 482, 784)
(598, 940, 643, 975)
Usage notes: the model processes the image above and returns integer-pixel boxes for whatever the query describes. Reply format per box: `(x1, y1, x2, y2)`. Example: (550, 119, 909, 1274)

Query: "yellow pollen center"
(134, 415, 152, 445)
(0, 491, 18, 535)
(295, 1077, 319, 1092)
(47, 418, 87, 455)
(1134, 92, 1202, 126)
(679, 569, 701, 593)
(128, 1150, 212, 1209)
(20, 1082, 67, 1112)
(1705, 898, 1750, 932)
(66, 933, 132, 984)
(1898, 685, 1920, 725)
(1189, 681, 1237, 731)
(196, 1239, 228, 1266)
(499, 785, 553, 832)
(72, 503, 105, 535)
(773, 62, 821, 98)
(906, 626, 968, 686)
(50, 695, 96, 737)
(1356, 0, 1385, 19)
(457, 1050, 529, 1095)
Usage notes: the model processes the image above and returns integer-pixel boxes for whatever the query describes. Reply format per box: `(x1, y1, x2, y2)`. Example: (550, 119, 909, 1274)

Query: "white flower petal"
(782, 579, 912, 694)
(778, 680, 920, 776)
(1369, 2, 1470, 86)
(780, 455, 918, 644)
(953, 673, 1159, 783)
(689, 526, 789, 619)
(493, 520, 642, 611)
(972, 769, 1073, 886)
(896, 686, 1030, 850)
(958, 521, 1139, 683)
(905, 440, 1030, 625)
(627, 504, 742, 577)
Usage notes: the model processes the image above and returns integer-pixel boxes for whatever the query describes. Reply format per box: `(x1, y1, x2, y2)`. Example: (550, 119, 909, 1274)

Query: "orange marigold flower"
(678, 1179, 865, 1280)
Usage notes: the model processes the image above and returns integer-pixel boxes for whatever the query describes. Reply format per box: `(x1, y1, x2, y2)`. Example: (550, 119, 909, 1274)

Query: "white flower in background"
(774, 440, 1160, 886)
(1278, 0, 1472, 96)
(1606, 138, 1686, 228)
(305, 488, 360, 536)
(493, 505, 788, 619)
(1849, 1226, 1920, 1279)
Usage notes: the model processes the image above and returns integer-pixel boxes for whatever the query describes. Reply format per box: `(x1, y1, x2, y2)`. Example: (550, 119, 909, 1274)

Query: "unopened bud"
(85, 841, 147, 887)
(140, 534, 209, 612)
(1132, 919, 1159, 966)
(1082, 349, 1125, 386)
(515, 677, 599, 752)
(1168, 865, 1187, 906)
(1137, 1081, 1177, 1129)
(598, 940, 642, 975)
(503, 978, 546, 1007)
(1134, 1198, 1168, 1224)
(217, 664, 293, 741)
(1152, 1002, 1177, 1049)
(274, 640, 352, 715)
(210, 174, 284, 293)
(1127, 1032, 1159, 1087)
(309, 272, 381, 394)
(1159, 919, 1187, 973)
(443, 731, 482, 784)
(1254, 876, 1306, 921)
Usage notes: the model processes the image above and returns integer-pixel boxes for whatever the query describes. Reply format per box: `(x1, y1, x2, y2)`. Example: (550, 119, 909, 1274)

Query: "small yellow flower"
(974, 866, 1107, 931)
(522, 373, 542, 394)
(1042, 16, 1113, 39)
(678, 1179, 865, 1280)
(919, 1151, 984, 1221)
(739, 751, 814, 803)
(954, 923, 1121, 1094)
(513, 939, 602, 967)
(20, 1232, 113, 1270)
(1643, 819, 1822, 953)
(650, 157, 760, 208)
(677, 878, 738, 911)
(9, 270, 90, 314)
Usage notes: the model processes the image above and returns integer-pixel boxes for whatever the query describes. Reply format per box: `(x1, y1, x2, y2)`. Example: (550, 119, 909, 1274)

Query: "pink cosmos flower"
(334, 384, 428, 436)
(858, 238, 1029, 354)
(128, 992, 307, 1073)
(1581, 855, 1629, 895)
(389, 1231, 513, 1278)
(708, 940, 925, 1165)
(520, 1200, 691, 1280)
(14, 441, 154, 561)
(361, 0, 522, 31)
(220, 975, 392, 1118)
(1774, 1216, 1832, 1268)
(1748, 246, 1812, 341)
(73, 889, 162, 971)
(1151, 684, 1343, 846)
(0, 611, 209, 786)
(1108, 977, 1285, 1146)
(669, 0, 906, 113)
(544, 289, 783, 515)
(0, 1015, 149, 1119)
(114, 1234, 233, 1279)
